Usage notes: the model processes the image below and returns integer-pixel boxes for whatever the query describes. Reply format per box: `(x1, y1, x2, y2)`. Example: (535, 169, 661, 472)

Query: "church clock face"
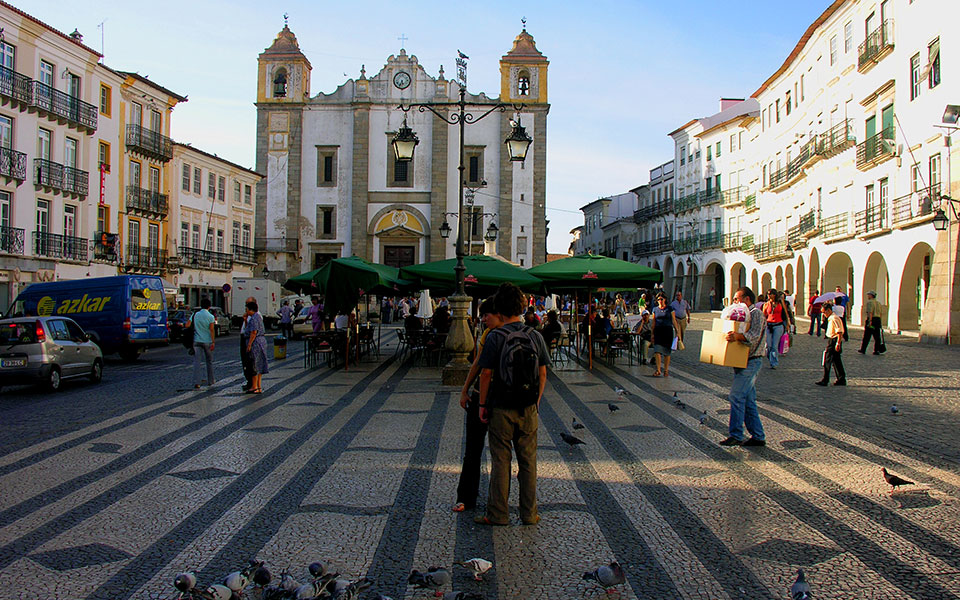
(393, 71, 411, 90)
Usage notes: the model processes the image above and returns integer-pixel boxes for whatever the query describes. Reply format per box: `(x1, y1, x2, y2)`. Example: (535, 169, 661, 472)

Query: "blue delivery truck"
(12, 275, 168, 360)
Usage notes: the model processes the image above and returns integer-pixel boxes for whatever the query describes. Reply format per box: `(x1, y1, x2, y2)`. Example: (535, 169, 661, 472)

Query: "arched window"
(517, 70, 530, 96)
(273, 68, 288, 98)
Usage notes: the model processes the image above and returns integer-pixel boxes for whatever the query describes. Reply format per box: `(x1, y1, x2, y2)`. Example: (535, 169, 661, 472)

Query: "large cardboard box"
(700, 329, 749, 368)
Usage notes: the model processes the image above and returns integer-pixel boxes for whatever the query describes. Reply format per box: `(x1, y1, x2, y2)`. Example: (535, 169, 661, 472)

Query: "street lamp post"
(932, 104, 960, 344)
(392, 64, 531, 383)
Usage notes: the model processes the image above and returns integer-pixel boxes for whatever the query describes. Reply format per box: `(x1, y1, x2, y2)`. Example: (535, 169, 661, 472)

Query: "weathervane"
(521, 17, 527, 31)
(456, 50, 468, 87)
(283, 13, 289, 27)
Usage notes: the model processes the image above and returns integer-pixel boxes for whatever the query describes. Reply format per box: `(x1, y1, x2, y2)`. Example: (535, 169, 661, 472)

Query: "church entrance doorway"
(384, 246, 415, 268)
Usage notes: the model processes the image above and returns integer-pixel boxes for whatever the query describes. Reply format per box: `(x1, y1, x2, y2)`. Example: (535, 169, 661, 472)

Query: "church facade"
(254, 26, 550, 280)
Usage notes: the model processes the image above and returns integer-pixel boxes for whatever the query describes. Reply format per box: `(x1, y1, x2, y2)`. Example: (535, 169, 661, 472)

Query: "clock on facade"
(393, 71, 411, 89)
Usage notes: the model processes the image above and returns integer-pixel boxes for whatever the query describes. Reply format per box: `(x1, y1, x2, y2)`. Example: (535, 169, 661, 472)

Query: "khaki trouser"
(486, 403, 539, 524)
(675, 317, 688, 343)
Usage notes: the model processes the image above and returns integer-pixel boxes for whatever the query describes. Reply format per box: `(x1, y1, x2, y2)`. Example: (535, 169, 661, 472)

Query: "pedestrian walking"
(762, 289, 790, 369)
(651, 293, 680, 377)
(453, 296, 502, 513)
(239, 295, 256, 392)
(245, 301, 269, 393)
(834, 286, 849, 341)
(816, 301, 846, 386)
(807, 290, 823, 336)
(277, 300, 294, 339)
(858, 291, 886, 355)
(613, 293, 627, 328)
(189, 297, 216, 389)
(670, 291, 691, 343)
(709, 287, 717, 311)
(307, 297, 324, 334)
(475, 283, 550, 527)
(720, 286, 767, 447)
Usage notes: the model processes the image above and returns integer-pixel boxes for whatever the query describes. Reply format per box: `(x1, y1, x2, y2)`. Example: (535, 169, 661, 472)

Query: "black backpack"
(496, 325, 541, 408)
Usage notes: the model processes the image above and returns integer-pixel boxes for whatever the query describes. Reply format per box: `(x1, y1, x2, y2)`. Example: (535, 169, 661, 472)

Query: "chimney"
(69, 29, 83, 43)
(720, 98, 744, 112)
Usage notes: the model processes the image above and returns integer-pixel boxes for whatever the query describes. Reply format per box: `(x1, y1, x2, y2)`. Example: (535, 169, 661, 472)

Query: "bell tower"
(257, 24, 312, 103)
(499, 24, 548, 105)
(255, 23, 312, 282)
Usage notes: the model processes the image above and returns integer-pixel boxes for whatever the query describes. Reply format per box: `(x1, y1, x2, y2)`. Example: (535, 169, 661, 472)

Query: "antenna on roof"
(97, 19, 106, 61)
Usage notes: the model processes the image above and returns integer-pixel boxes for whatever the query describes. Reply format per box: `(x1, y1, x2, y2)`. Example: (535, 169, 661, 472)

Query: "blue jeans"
(765, 323, 784, 367)
(728, 357, 765, 441)
(193, 342, 215, 386)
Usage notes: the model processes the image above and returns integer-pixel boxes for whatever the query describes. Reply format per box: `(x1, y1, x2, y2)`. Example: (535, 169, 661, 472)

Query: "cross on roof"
(398, 33, 408, 51)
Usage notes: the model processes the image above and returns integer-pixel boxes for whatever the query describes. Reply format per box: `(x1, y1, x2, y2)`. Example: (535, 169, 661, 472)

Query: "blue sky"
(22, 0, 830, 254)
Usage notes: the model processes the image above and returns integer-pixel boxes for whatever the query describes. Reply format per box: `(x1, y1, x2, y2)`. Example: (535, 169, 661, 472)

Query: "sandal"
(663, 371, 669, 377)
(473, 515, 507, 526)
(452, 503, 466, 513)
(652, 371, 662, 377)
(252, 388, 263, 394)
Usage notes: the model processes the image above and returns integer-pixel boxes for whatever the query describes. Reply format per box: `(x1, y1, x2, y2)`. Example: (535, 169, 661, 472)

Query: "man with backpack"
(475, 283, 550, 527)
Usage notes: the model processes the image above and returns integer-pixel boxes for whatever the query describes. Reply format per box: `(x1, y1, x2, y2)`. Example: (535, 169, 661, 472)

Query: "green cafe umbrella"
(526, 254, 662, 292)
(284, 256, 412, 316)
(400, 254, 543, 297)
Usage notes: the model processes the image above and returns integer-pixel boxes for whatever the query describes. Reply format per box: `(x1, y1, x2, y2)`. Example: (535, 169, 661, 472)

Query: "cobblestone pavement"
(1, 329, 959, 600)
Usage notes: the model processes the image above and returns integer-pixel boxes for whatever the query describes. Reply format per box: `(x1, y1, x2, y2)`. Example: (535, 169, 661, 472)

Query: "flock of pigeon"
(165, 556, 635, 599)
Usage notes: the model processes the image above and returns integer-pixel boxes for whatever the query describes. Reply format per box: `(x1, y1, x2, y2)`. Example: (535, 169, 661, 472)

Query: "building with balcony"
(635, 0, 956, 340)
(601, 191, 642, 261)
(171, 143, 262, 309)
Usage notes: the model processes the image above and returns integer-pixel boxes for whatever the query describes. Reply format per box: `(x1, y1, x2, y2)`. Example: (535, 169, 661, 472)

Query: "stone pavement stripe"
(545, 373, 769, 600)
(367, 391, 451, 599)
(658, 368, 960, 572)
(0, 359, 326, 529)
(453, 413, 496, 598)
(0, 361, 347, 574)
(85, 358, 403, 600)
(297, 504, 393, 516)
(537, 401, 684, 599)
(668, 367, 960, 498)
(588, 362, 960, 600)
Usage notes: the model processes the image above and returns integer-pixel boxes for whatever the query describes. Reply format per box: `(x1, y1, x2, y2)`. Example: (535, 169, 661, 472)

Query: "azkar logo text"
(37, 295, 111, 316)
(132, 288, 162, 311)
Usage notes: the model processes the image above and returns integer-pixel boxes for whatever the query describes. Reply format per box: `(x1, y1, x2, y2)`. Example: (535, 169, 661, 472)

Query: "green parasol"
(526, 254, 662, 292)
(400, 254, 543, 297)
(283, 256, 412, 315)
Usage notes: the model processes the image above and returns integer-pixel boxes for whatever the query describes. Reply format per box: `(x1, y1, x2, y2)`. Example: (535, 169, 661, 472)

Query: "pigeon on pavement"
(560, 432, 586, 447)
(572, 417, 585, 430)
(790, 569, 810, 600)
(331, 576, 373, 600)
(308, 561, 328, 578)
(174, 572, 197, 593)
(607, 403, 620, 413)
(582, 561, 626, 590)
(455, 558, 493, 581)
(699, 411, 708, 426)
(881, 467, 914, 492)
(890, 404, 899, 414)
(409, 567, 451, 596)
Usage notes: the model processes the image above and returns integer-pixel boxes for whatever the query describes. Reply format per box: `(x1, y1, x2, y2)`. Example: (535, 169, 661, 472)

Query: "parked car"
(292, 306, 314, 339)
(11, 275, 168, 361)
(192, 306, 231, 337)
(0, 316, 104, 391)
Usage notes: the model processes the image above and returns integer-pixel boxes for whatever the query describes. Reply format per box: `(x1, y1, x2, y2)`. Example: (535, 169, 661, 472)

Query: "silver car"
(0, 316, 104, 391)
(192, 306, 232, 337)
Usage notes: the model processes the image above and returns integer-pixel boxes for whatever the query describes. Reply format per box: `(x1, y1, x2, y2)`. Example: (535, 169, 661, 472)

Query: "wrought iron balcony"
(722, 231, 742, 252)
(744, 194, 757, 212)
(0, 65, 33, 106)
(787, 223, 805, 250)
(858, 20, 894, 72)
(34, 159, 88, 197)
(125, 186, 169, 218)
(798, 209, 818, 236)
(631, 236, 674, 257)
(856, 128, 896, 170)
(125, 124, 174, 162)
(124, 244, 167, 272)
(855, 206, 889, 235)
(719, 186, 747, 206)
(255, 237, 299, 253)
(700, 189, 722, 207)
(820, 213, 850, 239)
(29, 81, 97, 131)
(633, 199, 672, 223)
(0, 146, 27, 181)
(232, 244, 257, 264)
(33, 232, 88, 261)
(700, 231, 723, 249)
(818, 120, 856, 158)
(754, 236, 791, 263)
(92, 232, 119, 262)
(892, 184, 938, 225)
(0, 226, 24, 255)
(179, 247, 234, 271)
(742, 234, 754, 252)
(674, 235, 697, 254)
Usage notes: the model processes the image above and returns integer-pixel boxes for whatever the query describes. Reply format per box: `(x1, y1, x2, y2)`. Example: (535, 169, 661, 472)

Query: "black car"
(168, 310, 192, 342)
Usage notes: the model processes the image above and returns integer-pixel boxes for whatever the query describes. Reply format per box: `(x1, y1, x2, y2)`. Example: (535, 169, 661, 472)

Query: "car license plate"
(1, 359, 26, 367)
(133, 327, 147, 334)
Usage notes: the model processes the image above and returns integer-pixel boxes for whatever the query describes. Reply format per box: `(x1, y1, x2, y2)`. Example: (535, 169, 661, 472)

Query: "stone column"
(920, 221, 960, 344)
(442, 294, 474, 385)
